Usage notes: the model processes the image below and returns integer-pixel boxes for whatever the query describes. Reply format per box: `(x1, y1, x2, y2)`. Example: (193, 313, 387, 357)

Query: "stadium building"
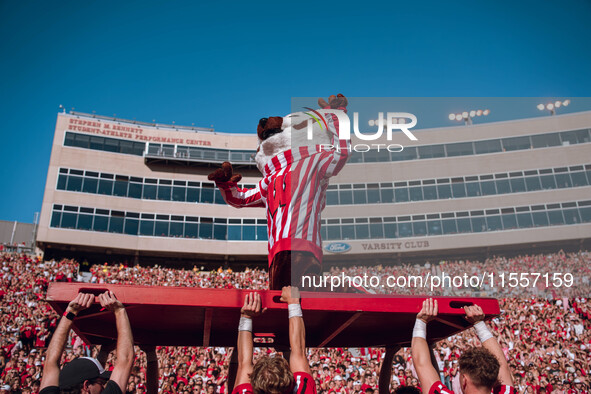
(36, 109, 591, 268)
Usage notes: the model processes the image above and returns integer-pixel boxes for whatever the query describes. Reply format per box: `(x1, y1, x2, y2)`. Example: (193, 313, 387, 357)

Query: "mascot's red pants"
(269, 251, 321, 290)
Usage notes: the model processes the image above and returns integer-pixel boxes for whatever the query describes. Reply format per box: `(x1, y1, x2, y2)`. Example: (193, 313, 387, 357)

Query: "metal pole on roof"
(10, 221, 17, 245)
(32, 212, 40, 252)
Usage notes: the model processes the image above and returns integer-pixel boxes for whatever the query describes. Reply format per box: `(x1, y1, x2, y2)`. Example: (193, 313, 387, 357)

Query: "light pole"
(537, 100, 570, 116)
(448, 109, 490, 125)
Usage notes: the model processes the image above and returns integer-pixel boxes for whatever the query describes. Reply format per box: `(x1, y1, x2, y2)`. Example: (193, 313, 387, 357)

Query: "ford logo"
(324, 242, 351, 253)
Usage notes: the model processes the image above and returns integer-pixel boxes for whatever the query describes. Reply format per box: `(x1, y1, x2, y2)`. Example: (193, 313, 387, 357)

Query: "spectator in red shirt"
(411, 299, 517, 394)
(232, 287, 316, 394)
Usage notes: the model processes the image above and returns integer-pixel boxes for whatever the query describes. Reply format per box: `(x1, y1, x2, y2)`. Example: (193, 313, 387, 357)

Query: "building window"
(395, 187, 409, 202)
(124, 218, 139, 236)
(55, 162, 591, 212)
(339, 189, 353, 205)
(486, 216, 503, 231)
(93, 215, 109, 232)
(448, 180, 465, 198)
(548, 210, 565, 225)
(502, 136, 530, 151)
(474, 139, 502, 154)
(418, 144, 445, 159)
(531, 133, 561, 148)
(509, 178, 526, 193)
(184, 222, 199, 238)
(140, 219, 155, 236)
(446, 142, 474, 157)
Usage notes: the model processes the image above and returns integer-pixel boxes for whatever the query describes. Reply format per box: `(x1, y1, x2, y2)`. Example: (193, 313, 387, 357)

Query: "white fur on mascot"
(208, 94, 349, 290)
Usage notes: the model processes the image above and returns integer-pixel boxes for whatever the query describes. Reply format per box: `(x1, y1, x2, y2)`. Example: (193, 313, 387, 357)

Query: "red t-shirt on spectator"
(232, 372, 316, 394)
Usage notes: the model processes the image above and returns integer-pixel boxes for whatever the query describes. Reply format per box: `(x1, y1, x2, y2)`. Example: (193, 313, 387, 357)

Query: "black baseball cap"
(59, 357, 111, 389)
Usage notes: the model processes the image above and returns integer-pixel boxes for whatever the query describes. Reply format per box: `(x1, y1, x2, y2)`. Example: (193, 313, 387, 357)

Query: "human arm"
(98, 291, 134, 393)
(464, 305, 514, 387)
(281, 286, 311, 375)
(235, 292, 265, 387)
(40, 292, 94, 389)
(411, 298, 446, 394)
(139, 345, 159, 394)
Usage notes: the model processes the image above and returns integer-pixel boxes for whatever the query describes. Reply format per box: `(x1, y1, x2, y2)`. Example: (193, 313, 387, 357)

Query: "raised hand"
(66, 293, 94, 316)
(464, 304, 486, 324)
(417, 298, 438, 323)
(240, 292, 266, 318)
(207, 161, 242, 183)
(318, 93, 348, 109)
(280, 286, 300, 305)
(97, 291, 125, 313)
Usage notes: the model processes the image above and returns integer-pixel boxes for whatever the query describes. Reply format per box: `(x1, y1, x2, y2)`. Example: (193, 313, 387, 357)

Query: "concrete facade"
(37, 111, 591, 266)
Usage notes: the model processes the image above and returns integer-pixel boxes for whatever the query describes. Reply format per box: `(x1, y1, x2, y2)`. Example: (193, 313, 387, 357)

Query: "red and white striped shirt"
(215, 110, 349, 267)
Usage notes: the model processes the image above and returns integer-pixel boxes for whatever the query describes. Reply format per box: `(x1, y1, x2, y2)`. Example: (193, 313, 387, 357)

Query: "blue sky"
(1, 0, 590, 223)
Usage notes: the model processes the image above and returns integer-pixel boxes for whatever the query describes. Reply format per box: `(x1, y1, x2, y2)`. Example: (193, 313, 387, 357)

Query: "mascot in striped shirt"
(208, 94, 349, 290)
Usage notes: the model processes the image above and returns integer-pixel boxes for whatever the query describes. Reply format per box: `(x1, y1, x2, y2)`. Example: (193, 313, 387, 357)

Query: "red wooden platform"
(46, 283, 500, 348)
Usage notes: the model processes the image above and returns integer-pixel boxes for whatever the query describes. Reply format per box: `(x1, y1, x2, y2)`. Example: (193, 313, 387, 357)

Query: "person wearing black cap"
(39, 291, 134, 394)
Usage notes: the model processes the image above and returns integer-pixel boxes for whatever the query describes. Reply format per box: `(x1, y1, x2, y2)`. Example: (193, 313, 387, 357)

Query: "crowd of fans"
(0, 251, 589, 393)
(328, 252, 591, 298)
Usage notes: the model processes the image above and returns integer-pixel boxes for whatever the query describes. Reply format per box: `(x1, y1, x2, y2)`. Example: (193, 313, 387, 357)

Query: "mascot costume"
(208, 94, 349, 290)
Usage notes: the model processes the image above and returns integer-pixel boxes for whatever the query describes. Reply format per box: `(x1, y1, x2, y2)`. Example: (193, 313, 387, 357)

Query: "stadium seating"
(0, 252, 589, 393)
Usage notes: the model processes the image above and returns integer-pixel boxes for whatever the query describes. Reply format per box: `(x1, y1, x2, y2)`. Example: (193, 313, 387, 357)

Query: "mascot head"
(254, 113, 332, 173)
(253, 94, 348, 174)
